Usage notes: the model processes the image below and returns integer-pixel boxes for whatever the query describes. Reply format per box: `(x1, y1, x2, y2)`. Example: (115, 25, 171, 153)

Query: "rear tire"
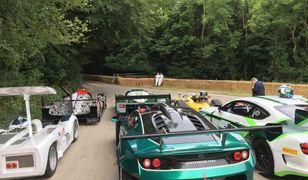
(116, 122, 120, 145)
(120, 168, 137, 180)
(44, 143, 58, 178)
(251, 138, 274, 177)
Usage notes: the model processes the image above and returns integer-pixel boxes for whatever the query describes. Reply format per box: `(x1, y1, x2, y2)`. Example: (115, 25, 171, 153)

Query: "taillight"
(241, 150, 249, 160)
(233, 152, 242, 161)
(142, 158, 161, 169)
(12, 162, 17, 168)
(119, 104, 125, 108)
(142, 159, 151, 168)
(6, 161, 18, 169)
(6, 163, 11, 169)
(233, 150, 249, 161)
(300, 143, 308, 154)
(152, 158, 161, 168)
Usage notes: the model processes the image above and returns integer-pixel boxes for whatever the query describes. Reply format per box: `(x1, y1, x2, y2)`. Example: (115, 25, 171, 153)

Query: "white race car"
(200, 95, 308, 178)
(0, 86, 79, 179)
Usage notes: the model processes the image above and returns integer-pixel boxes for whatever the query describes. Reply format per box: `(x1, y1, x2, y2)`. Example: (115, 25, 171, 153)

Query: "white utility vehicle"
(0, 86, 79, 179)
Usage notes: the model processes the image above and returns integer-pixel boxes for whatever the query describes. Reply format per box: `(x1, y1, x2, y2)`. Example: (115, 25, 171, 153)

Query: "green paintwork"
(275, 170, 308, 177)
(137, 157, 254, 180)
(273, 118, 291, 124)
(115, 92, 171, 114)
(208, 113, 243, 127)
(119, 135, 254, 180)
(297, 118, 308, 126)
(117, 110, 255, 180)
(202, 112, 273, 142)
(255, 96, 285, 104)
(272, 131, 308, 141)
(244, 117, 257, 126)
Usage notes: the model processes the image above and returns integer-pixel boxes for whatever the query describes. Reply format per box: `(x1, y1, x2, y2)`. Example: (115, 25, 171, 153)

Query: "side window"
(251, 107, 269, 120)
(220, 102, 233, 112)
(142, 113, 157, 134)
(225, 101, 269, 120)
(230, 101, 254, 117)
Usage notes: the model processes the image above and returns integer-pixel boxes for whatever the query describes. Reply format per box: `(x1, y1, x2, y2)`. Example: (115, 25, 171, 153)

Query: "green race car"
(112, 103, 281, 180)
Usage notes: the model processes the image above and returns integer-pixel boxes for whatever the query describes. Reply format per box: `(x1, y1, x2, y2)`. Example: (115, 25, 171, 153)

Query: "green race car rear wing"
(115, 94, 171, 114)
(121, 124, 282, 148)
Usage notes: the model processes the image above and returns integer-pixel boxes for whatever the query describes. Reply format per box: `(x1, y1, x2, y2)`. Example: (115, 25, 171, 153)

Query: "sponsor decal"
(282, 147, 298, 156)
(184, 160, 216, 165)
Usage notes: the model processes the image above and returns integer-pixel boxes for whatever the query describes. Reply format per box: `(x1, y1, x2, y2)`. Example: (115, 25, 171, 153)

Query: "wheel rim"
(73, 121, 78, 139)
(49, 146, 57, 171)
(253, 140, 270, 171)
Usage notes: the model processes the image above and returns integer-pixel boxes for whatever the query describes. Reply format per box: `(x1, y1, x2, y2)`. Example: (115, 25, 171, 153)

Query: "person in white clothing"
(158, 73, 164, 86)
(155, 72, 159, 86)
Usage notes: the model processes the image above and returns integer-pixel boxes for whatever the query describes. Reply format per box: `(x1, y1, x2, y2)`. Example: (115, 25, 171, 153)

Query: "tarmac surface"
(47, 81, 304, 180)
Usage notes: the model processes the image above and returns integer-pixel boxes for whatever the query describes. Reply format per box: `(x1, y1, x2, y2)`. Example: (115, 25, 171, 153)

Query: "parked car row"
(2, 85, 308, 180)
(113, 89, 308, 180)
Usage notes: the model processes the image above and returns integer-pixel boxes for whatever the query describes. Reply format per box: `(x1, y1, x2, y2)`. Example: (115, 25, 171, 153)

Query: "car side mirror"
(218, 106, 223, 112)
(112, 116, 120, 123)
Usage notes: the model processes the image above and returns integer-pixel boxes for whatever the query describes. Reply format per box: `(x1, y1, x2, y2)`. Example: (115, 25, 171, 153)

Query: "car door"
(210, 100, 270, 128)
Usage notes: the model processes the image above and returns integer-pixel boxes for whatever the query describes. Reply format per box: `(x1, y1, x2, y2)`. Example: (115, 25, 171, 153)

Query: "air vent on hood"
(153, 114, 169, 133)
(187, 115, 206, 130)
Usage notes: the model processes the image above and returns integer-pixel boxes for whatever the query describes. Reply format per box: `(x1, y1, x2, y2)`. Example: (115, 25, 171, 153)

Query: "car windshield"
(11, 118, 27, 125)
(0, 96, 40, 129)
(274, 105, 308, 119)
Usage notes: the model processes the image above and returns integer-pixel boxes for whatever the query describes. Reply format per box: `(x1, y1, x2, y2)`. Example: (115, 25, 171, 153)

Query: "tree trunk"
(290, 25, 297, 54)
(201, 3, 206, 40)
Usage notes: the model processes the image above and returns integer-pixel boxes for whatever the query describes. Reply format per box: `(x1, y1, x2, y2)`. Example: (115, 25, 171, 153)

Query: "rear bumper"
(0, 148, 44, 179)
(138, 157, 254, 180)
(274, 154, 308, 177)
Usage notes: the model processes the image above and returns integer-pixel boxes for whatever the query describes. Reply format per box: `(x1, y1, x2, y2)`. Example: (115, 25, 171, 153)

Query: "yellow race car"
(172, 91, 222, 111)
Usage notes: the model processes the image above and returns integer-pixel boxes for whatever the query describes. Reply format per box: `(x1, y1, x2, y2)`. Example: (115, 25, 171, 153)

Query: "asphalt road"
(48, 81, 304, 180)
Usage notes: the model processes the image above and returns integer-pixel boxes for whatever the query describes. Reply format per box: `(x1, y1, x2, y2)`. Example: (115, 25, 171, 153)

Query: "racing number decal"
(282, 147, 298, 156)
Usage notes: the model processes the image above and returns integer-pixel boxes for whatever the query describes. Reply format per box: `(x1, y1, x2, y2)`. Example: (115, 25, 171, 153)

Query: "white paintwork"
(0, 86, 79, 179)
(0, 86, 56, 96)
(126, 90, 150, 103)
(200, 95, 308, 176)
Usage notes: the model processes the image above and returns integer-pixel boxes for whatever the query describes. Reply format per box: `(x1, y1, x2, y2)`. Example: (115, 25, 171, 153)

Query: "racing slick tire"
(251, 138, 274, 177)
(73, 120, 79, 143)
(120, 168, 137, 180)
(210, 99, 222, 107)
(44, 143, 58, 178)
(116, 121, 120, 145)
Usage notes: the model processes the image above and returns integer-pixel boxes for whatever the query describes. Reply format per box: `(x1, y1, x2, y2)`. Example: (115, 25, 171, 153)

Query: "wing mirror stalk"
(112, 116, 122, 123)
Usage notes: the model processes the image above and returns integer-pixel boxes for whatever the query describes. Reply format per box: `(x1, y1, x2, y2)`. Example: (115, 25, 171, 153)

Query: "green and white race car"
(199, 95, 308, 177)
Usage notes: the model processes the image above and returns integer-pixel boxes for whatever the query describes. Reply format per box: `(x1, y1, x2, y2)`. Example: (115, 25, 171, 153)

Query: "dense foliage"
(88, 0, 308, 83)
(0, 0, 307, 127)
(0, 0, 89, 127)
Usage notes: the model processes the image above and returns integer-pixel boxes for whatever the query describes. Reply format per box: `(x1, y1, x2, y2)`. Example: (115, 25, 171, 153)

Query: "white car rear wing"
(0, 86, 56, 137)
(0, 86, 56, 96)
